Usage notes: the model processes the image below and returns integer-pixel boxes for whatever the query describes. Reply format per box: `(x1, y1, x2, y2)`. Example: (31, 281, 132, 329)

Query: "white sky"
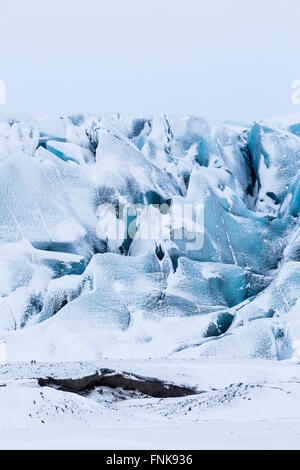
(0, 0, 300, 121)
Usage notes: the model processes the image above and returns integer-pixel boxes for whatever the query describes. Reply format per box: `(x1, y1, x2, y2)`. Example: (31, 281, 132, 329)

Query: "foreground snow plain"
(1, 358, 300, 450)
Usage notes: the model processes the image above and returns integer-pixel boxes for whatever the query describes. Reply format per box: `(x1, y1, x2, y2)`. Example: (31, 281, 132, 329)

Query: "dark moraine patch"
(38, 368, 201, 398)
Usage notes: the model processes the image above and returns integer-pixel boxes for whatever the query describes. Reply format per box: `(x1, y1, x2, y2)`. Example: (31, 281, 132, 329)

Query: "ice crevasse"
(1, 108, 300, 361)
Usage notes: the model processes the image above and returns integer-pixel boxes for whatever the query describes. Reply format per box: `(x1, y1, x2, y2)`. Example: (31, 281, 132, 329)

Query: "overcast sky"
(0, 0, 300, 121)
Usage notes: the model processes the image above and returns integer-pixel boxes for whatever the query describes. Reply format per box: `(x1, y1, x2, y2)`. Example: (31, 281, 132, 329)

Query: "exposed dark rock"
(38, 369, 200, 398)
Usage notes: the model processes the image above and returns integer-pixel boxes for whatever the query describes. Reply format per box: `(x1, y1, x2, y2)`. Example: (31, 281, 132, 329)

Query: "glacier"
(1, 108, 300, 363)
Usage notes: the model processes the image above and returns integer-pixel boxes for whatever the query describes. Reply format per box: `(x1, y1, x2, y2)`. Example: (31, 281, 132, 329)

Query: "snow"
(1, 358, 300, 450)
(1, 110, 300, 448)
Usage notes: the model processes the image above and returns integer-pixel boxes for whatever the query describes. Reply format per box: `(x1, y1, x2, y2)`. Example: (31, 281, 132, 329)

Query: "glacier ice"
(175, 319, 279, 360)
(0, 110, 300, 361)
(248, 123, 300, 215)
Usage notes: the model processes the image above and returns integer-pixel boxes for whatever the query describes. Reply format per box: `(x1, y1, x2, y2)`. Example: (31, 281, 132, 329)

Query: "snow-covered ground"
(1, 358, 300, 450)
(1, 110, 300, 449)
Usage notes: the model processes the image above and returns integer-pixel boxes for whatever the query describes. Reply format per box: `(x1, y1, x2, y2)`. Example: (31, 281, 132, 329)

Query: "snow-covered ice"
(0, 109, 300, 449)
